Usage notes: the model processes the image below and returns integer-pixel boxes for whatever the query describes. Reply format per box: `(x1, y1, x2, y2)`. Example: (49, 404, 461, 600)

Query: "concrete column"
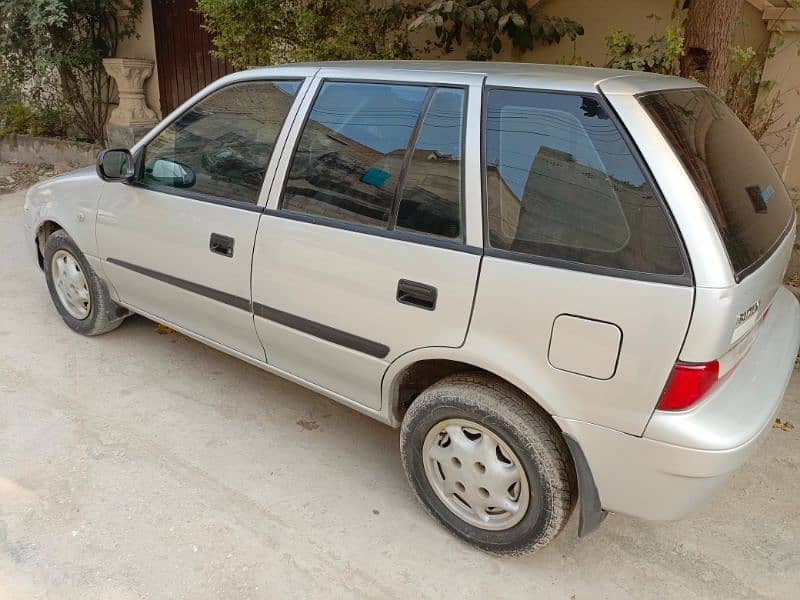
(102, 58, 159, 148)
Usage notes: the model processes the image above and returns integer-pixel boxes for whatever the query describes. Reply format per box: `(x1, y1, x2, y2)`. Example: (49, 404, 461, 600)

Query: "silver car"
(23, 61, 800, 555)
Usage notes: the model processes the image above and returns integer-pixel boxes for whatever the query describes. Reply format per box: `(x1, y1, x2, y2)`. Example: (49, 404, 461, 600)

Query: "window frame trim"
(129, 77, 309, 210)
(480, 84, 694, 287)
(263, 207, 483, 255)
(273, 76, 472, 244)
(387, 86, 435, 231)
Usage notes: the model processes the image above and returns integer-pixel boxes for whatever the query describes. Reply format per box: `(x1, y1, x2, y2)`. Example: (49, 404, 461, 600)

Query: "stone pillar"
(753, 5, 800, 193)
(102, 58, 159, 148)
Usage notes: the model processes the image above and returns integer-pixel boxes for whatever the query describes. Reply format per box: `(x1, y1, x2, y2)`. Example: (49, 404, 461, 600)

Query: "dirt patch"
(0, 162, 77, 194)
(296, 418, 320, 431)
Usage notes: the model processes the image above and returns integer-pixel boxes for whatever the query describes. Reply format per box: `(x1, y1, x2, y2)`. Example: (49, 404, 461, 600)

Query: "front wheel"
(400, 374, 576, 555)
(43, 229, 127, 336)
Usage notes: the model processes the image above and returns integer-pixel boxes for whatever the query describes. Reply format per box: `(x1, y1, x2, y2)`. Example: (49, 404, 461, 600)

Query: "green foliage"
(0, 101, 67, 138)
(0, 103, 35, 136)
(194, 0, 284, 67)
(0, 0, 143, 143)
(604, 14, 684, 75)
(196, 0, 414, 68)
(408, 0, 583, 61)
(743, 33, 800, 142)
(0, 80, 65, 137)
(287, 0, 414, 62)
(727, 44, 767, 129)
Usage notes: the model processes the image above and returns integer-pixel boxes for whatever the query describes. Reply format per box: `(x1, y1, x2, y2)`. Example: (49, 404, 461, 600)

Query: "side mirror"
(147, 157, 196, 189)
(96, 148, 135, 182)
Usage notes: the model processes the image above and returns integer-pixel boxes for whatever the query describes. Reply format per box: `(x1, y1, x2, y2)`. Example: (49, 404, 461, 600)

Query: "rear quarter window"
(639, 88, 794, 280)
(484, 88, 686, 277)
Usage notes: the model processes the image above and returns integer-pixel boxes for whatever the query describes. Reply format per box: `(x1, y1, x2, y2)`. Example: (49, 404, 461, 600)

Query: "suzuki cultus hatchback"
(24, 62, 800, 555)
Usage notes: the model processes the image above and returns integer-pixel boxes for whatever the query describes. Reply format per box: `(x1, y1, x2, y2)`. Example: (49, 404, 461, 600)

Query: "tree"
(680, 0, 744, 94)
(196, 0, 414, 68)
(602, 5, 799, 143)
(0, 0, 143, 143)
(194, 0, 286, 68)
(408, 0, 583, 61)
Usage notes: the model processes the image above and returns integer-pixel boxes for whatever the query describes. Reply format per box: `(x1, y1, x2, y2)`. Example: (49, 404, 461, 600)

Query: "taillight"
(657, 361, 720, 411)
(762, 301, 773, 321)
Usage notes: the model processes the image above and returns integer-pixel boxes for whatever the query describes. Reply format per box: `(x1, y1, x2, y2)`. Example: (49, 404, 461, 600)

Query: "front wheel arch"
(35, 220, 65, 269)
(42, 229, 128, 335)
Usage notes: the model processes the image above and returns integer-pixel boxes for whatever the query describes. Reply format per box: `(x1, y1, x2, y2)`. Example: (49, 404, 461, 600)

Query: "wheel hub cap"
(422, 418, 530, 530)
(51, 250, 91, 320)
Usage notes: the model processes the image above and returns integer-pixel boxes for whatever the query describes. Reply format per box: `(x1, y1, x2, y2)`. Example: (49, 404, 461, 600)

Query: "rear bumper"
(556, 287, 800, 521)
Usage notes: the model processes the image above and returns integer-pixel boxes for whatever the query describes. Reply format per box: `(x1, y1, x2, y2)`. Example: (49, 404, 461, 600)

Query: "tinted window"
(143, 80, 301, 203)
(395, 88, 465, 239)
(485, 89, 684, 275)
(282, 82, 428, 228)
(640, 88, 794, 279)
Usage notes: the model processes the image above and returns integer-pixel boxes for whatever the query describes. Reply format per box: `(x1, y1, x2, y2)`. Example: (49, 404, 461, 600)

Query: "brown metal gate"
(152, 0, 236, 116)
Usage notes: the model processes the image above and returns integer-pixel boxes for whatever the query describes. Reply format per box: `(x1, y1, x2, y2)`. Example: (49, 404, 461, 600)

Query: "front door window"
(142, 80, 302, 203)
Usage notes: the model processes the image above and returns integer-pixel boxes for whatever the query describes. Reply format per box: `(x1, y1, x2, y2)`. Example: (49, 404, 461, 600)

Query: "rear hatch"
(639, 88, 795, 351)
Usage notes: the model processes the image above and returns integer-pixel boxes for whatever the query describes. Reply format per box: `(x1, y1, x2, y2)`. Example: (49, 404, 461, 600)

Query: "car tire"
(43, 229, 127, 336)
(400, 373, 576, 555)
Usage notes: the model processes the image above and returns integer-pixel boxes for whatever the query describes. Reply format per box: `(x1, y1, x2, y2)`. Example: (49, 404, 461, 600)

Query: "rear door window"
(639, 88, 794, 280)
(280, 81, 466, 239)
(484, 88, 685, 276)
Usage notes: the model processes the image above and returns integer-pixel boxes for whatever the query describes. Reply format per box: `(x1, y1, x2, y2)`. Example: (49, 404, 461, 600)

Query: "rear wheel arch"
(388, 354, 608, 540)
(384, 351, 557, 427)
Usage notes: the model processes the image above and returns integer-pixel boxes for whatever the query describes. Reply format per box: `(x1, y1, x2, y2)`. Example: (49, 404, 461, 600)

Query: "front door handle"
(209, 233, 234, 258)
(397, 279, 437, 311)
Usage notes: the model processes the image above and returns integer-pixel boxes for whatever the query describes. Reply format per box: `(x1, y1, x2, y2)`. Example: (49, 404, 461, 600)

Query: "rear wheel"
(400, 373, 575, 555)
(43, 229, 127, 336)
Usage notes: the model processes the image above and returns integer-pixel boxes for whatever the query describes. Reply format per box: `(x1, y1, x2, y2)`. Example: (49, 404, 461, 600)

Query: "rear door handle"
(209, 233, 234, 258)
(397, 279, 437, 311)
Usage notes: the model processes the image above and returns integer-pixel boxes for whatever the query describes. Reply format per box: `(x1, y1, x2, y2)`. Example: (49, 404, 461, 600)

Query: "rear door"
(252, 69, 484, 410)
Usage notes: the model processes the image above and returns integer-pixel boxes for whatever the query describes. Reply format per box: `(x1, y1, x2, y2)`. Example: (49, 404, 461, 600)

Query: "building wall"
(116, 0, 161, 118)
(122, 2, 770, 119)
(753, 11, 800, 193)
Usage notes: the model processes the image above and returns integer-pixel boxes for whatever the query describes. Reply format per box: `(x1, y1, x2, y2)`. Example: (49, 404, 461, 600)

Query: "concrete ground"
(1, 187, 799, 600)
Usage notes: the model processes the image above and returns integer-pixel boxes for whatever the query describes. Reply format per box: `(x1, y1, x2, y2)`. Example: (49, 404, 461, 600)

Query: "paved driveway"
(1, 189, 799, 599)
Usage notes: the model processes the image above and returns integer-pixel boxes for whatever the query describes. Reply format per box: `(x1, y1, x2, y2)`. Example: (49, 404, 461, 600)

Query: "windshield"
(639, 88, 794, 280)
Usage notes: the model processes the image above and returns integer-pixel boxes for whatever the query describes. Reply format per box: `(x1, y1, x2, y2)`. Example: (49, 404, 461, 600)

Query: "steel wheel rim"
(422, 418, 531, 531)
(51, 250, 91, 320)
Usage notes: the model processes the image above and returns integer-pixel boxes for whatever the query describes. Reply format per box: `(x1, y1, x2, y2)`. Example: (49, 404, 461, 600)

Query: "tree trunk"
(680, 0, 744, 95)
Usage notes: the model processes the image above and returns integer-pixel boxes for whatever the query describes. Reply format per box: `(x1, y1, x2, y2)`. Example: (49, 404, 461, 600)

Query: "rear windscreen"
(639, 88, 794, 280)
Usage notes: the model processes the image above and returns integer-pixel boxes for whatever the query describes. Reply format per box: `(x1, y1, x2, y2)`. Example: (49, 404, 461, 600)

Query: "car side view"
(23, 61, 800, 555)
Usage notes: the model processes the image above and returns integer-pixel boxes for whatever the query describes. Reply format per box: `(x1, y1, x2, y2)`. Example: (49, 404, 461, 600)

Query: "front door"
(252, 71, 485, 410)
(96, 77, 307, 359)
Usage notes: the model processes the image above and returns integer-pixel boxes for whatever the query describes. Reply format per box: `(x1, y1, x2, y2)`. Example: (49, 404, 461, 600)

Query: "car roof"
(243, 60, 698, 94)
